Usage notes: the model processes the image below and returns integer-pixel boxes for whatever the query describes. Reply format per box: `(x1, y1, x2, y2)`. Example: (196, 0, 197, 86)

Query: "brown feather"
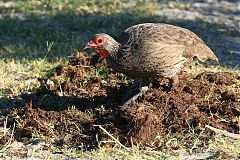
(87, 23, 218, 84)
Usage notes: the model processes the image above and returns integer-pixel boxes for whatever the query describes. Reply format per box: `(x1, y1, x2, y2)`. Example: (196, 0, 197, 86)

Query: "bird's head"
(84, 33, 119, 58)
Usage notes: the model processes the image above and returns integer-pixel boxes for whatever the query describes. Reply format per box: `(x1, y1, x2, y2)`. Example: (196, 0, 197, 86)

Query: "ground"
(0, 0, 240, 159)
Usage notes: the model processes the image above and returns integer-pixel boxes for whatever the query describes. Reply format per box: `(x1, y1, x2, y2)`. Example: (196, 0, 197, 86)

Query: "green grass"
(0, 0, 161, 95)
(0, 0, 240, 159)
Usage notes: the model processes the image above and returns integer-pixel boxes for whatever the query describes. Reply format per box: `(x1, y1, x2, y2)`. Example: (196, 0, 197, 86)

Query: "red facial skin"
(96, 48, 108, 58)
(84, 37, 108, 58)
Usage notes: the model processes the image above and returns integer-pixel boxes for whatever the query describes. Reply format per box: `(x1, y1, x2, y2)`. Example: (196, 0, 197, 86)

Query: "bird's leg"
(167, 75, 179, 92)
(121, 79, 148, 105)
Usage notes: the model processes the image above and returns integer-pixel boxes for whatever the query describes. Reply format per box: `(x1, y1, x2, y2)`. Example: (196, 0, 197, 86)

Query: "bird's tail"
(194, 43, 218, 62)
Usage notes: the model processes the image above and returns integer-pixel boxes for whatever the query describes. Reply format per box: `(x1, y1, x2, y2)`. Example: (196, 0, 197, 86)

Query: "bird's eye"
(94, 37, 105, 45)
(98, 39, 103, 43)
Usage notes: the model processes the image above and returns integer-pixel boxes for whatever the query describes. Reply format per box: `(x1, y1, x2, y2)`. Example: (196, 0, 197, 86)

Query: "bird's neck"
(106, 41, 122, 69)
(110, 43, 120, 58)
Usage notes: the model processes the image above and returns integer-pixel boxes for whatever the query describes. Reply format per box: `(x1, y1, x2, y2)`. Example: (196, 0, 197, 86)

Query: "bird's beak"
(83, 41, 97, 50)
(83, 43, 91, 50)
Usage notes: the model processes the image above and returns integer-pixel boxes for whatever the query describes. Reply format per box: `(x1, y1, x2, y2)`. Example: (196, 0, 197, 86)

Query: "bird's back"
(114, 23, 218, 79)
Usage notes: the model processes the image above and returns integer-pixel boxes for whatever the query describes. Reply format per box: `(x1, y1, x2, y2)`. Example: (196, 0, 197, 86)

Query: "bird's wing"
(136, 42, 187, 78)
(119, 23, 218, 62)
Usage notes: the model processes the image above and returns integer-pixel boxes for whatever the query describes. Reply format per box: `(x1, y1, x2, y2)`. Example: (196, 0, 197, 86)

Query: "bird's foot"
(121, 81, 148, 105)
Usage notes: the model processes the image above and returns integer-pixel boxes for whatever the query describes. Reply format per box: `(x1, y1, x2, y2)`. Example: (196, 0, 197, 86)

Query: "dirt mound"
(5, 53, 240, 149)
(114, 72, 240, 145)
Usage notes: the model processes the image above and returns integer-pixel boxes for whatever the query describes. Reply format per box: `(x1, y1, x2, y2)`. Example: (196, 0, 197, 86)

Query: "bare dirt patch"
(3, 53, 240, 150)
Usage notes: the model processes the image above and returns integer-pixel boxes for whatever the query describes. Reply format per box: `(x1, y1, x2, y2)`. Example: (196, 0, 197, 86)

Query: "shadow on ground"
(0, 1, 240, 152)
(1, 53, 239, 150)
(0, 5, 240, 66)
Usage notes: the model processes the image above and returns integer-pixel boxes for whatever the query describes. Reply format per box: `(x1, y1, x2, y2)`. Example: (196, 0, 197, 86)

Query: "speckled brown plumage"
(85, 23, 218, 104)
(86, 23, 217, 81)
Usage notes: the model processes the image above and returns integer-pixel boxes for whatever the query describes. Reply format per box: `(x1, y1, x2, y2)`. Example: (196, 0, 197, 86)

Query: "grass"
(0, 0, 240, 159)
(0, 0, 159, 96)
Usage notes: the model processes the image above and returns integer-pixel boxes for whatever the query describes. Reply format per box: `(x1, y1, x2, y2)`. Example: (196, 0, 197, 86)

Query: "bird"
(84, 23, 218, 105)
